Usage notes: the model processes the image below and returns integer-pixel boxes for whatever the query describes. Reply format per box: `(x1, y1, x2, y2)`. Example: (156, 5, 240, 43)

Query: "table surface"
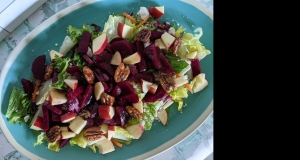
(0, 0, 213, 160)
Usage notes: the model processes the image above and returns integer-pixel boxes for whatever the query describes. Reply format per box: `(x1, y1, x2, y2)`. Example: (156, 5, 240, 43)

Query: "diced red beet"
(101, 81, 109, 90)
(110, 37, 124, 44)
(42, 102, 50, 132)
(115, 82, 135, 95)
(110, 40, 134, 57)
(135, 42, 147, 72)
(91, 23, 101, 32)
(145, 44, 160, 69)
(127, 72, 155, 83)
(21, 78, 34, 98)
(84, 118, 94, 128)
(97, 62, 115, 77)
(79, 85, 94, 109)
(104, 43, 114, 53)
(67, 97, 80, 113)
(115, 100, 130, 108)
(81, 54, 94, 65)
(67, 85, 85, 100)
(78, 31, 92, 54)
(71, 71, 84, 81)
(52, 69, 59, 83)
(47, 105, 63, 115)
(163, 22, 171, 31)
(100, 72, 109, 81)
(120, 94, 139, 103)
(59, 139, 70, 148)
(150, 31, 163, 41)
(99, 51, 113, 62)
(156, 46, 175, 74)
(115, 106, 129, 128)
(100, 114, 121, 126)
(143, 85, 167, 103)
(112, 85, 121, 97)
(94, 55, 105, 64)
(128, 65, 137, 75)
(67, 66, 80, 74)
(190, 59, 201, 78)
(31, 55, 46, 81)
(105, 80, 114, 93)
(51, 112, 61, 122)
(93, 68, 104, 82)
(86, 101, 99, 118)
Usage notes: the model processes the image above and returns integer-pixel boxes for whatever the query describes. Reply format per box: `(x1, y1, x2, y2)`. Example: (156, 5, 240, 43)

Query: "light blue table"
(0, 0, 213, 159)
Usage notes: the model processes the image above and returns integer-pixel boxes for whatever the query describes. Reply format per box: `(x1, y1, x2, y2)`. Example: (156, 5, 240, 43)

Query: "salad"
(5, 6, 211, 154)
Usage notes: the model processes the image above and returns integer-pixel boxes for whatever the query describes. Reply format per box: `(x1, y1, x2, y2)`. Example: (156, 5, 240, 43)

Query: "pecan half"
(44, 65, 54, 81)
(78, 109, 91, 120)
(125, 106, 142, 119)
(134, 29, 151, 43)
(172, 35, 183, 55)
(46, 125, 61, 143)
(83, 126, 103, 141)
(114, 63, 130, 83)
(100, 92, 115, 106)
(83, 66, 95, 84)
(160, 75, 176, 93)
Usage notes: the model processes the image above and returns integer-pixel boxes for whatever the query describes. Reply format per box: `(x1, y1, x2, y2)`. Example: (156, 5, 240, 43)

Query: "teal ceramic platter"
(0, 0, 213, 159)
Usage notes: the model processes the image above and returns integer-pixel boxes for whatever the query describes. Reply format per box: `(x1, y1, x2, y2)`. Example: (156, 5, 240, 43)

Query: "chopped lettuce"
(127, 117, 140, 126)
(51, 55, 70, 89)
(115, 126, 135, 139)
(180, 27, 211, 60)
(69, 130, 87, 148)
(164, 51, 189, 74)
(173, 23, 186, 37)
(48, 141, 60, 152)
(169, 86, 188, 112)
(103, 15, 125, 42)
(67, 24, 101, 43)
(6, 87, 32, 124)
(113, 138, 132, 145)
(142, 102, 159, 130)
(73, 52, 86, 70)
(34, 132, 46, 147)
(89, 144, 97, 153)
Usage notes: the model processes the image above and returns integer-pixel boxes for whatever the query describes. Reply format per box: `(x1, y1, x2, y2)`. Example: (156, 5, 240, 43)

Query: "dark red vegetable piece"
(78, 31, 92, 54)
(97, 62, 115, 77)
(150, 31, 163, 41)
(51, 112, 61, 122)
(84, 118, 94, 129)
(100, 114, 121, 126)
(67, 97, 80, 113)
(94, 55, 105, 64)
(93, 68, 104, 82)
(99, 51, 113, 62)
(81, 54, 94, 65)
(31, 55, 46, 81)
(59, 139, 70, 148)
(67, 66, 80, 74)
(128, 65, 137, 75)
(21, 78, 34, 98)
(120, 94, 139, 103)
(110, 37, 124, 44)
(71, 71, 84, 82)
(116, 106, 129, 128)
(67, 85, 85, 100)
(47, 105, 63, 115)
(144, 44, 160, 69)
(91, 23, 101, 32)
(52, 69, 59, 83)
(42, 102, 50, 132)
(110, 40, 133, 57)
(78, 85, 94, 109)
(156, 46, 175, 74)
(127, 72, 155, 83)
(143, 85, 167, 103)
(111, 85, 121, 97)
(135, 42, 147, 72)
(190, 59, 201, 78)
(115, 82, 135, 95)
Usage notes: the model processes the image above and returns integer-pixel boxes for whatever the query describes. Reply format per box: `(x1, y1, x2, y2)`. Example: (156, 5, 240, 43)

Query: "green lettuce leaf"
(89, 144, 97, 153)
(67, 24, 101, 43)
(103, 15, 125, 42)
(34, 132, 46, 147)
(169, 86, 188, 112)
(127, 117, 140, 126)
(73, 52, 86, 70)
(6, 87, 31, 124)
(142, 102, 159, 130)
(48, 141, 60, 152)
(69, 130, 87, 148)
(51, 55, 70, 89)
(173, 23, 186, 37)
(112, 138, 132, 145)
(164, 51, 189, 74)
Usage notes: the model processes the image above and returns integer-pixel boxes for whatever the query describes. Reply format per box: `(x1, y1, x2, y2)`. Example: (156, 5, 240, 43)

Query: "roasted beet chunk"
(32, 55, 46, 81)
(21, 78, 34, 98)
(78, 31, 92, 54)
(110, 40, 134, 57)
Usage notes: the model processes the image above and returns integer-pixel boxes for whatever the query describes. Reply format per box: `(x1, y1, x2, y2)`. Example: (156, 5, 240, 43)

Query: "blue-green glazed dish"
(0, 0, 213, 159)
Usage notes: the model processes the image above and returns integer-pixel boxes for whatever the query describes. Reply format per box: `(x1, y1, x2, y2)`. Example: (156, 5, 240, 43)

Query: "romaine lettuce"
(48, 141, 60, 152)
(69, 130, 87, 148)
(67, 24, 101, 43)
(169, 86, 188, 112)
(34, 132, 46, 147)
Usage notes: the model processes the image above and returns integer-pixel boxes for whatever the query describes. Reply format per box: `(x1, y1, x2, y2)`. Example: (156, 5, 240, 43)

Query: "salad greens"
(5, 5, 211, 156)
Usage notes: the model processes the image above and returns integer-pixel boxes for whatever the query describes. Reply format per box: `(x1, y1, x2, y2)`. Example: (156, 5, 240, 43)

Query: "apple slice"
(192, 73, 208, 93)
(132, 101, 144, 113)
(61, 131, 76, 139)
(162, 100, 174, 109)
(61, 111, 76, 123)
(157, 108, 168, 125)
(117, 22, 134, 39)
(148, 83, 158, 94)
(92, 32, 108, 55)
(59, 35, 76, 56)
(60, 126, 69, 132)
(30, 105, 43, 130)
(94, 82, 105, 101)
(123, 52, 141, 65)
(35, 79, 52, 105)
(87, 46, 93, 57)
(174, 76, 188, 88)
(125, 124, 144, 139)
(100, 124, 108, 134)
(110, 51, 122, 65)
(50, 50, 64, 62)
(161, 32, 175, 50)
(98, 105, 115, 120)
(154, 38, 166, 50)
(95, 138, 115, 154)
(168, 27, 176, 35)
(107, 126, 115, 140)
(141, 79, 153, 93)
(148, 6, 164, 19)
(64, 78, 78, 90)
(49, 89, 67, 106)
(69, 116, 87, 134)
